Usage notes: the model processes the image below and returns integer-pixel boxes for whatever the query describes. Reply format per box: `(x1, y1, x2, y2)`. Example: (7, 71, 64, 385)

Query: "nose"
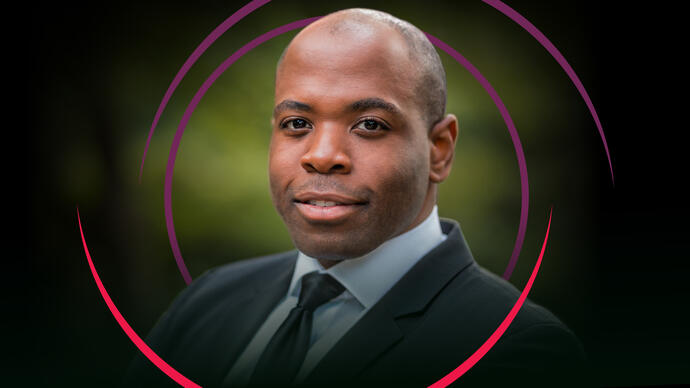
(300, 127, 351, 174)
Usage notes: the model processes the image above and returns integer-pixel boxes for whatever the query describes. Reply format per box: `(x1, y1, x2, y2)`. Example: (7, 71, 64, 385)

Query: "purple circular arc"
(425, 34, 529, 280)
(140, 2, 611, 284)
(140, 2, 612, 186)
(162, 21, 529, 285)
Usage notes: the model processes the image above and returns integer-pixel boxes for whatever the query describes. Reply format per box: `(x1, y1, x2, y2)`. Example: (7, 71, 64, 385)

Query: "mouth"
(293, 193, 367, 223)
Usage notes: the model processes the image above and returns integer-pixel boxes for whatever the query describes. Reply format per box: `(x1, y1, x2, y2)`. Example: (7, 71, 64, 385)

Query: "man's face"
(269, 23, 433, 261)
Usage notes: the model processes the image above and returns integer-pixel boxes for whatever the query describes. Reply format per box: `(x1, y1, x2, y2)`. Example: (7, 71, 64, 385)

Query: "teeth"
(308, 200, 339, 207)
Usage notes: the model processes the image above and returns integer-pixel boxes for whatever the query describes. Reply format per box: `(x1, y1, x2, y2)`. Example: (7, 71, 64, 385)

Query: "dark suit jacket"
(124, 219, 588, 387)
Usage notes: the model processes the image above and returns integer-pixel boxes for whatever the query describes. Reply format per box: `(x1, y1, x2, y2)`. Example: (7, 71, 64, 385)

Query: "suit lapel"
(381, 219, 475, 318)
(234, 253, 297, 333)
(218, 252, 299, 376)
(304, 219, 475, 383)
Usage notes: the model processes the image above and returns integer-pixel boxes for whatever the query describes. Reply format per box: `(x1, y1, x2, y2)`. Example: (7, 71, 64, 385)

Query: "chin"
(295, 243, 369, 261)
(292, 233, 382, 261)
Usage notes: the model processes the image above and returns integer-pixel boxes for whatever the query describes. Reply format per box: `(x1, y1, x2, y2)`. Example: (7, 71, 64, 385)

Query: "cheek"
(268, 140, 294, 200)
(364, 143, 429, 201)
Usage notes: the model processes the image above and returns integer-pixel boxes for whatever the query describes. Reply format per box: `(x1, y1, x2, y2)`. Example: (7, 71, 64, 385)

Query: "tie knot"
(297, 272, 345, 312)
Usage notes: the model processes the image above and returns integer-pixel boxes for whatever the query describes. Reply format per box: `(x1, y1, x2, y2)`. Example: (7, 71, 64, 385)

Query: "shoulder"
(443, 263, 581, 343)
(187, 250, 296, 292)
(446, 265, 588, 385)
(123, 250, 297, 387)
(472, 265, 571, 330)
(166, 250, 298, 319)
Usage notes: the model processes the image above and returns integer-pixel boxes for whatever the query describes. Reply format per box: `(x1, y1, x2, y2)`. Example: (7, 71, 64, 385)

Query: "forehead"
(275, 22, 420, 115)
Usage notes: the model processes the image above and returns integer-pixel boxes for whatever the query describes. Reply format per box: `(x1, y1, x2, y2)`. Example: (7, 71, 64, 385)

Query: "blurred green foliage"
(126, 1, 597, 281)
(51, 0, 598, 298)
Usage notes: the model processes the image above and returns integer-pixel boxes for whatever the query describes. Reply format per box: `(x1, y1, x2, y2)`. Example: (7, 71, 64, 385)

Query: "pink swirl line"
(428, 207, 552, 387)
(77, 208, 201, 388)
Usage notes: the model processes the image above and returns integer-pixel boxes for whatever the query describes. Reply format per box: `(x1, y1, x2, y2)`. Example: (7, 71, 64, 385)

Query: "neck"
(318, 258, 339, 269)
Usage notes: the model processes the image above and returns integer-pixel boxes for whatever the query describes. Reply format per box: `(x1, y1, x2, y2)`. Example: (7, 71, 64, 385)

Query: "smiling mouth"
(292, 197, 367, 223)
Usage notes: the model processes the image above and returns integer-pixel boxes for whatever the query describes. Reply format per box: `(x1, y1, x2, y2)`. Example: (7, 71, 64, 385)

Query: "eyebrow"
(273, 97, 402, 117)
(273, 100, 312, 117)
(346, 97, 401, 115)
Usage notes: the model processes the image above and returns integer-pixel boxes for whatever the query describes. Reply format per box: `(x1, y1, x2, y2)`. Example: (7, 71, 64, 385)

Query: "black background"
(10, 1, 689, 387)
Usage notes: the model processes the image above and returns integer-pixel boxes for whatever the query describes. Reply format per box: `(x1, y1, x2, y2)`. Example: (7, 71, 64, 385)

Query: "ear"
(429, 114, 458, 183)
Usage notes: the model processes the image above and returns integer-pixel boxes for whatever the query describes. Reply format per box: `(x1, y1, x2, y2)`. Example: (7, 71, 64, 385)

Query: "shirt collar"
(288, 205, 448, 309)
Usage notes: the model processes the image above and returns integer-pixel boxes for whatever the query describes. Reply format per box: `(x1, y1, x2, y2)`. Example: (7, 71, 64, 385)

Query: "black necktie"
(249, 271, 345, 386)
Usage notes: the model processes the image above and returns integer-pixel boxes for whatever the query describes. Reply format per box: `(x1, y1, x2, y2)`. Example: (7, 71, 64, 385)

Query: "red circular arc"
(428, 207, 553, 387)
(78, 207, 552, 387)
(77, 208, 202, 388)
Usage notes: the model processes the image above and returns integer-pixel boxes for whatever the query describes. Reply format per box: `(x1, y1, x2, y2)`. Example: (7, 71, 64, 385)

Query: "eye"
(353, 118, 389, 132)
(280, 118, 312, 131)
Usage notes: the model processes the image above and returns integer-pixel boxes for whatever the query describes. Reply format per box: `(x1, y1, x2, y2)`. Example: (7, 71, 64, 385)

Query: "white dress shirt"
(226, 205, 447, 385)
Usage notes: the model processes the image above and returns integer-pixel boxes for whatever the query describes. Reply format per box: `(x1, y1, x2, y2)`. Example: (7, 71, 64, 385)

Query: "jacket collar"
(304, 218, 476, 383)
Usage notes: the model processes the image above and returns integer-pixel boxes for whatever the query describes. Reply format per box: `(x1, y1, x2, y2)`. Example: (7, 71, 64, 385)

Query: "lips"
(293, 192, 367, 222)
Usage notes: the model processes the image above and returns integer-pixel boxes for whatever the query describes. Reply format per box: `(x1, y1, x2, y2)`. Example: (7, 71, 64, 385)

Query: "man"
(125, 8, 586, 387)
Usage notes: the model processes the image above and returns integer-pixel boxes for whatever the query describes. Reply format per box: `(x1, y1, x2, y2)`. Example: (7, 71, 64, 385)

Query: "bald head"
(276, 8, 446, 128)
(269, 8, 459, 263)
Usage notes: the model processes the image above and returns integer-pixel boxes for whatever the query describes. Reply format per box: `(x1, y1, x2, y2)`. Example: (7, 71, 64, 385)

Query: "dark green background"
(12, 0, 688, 386)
